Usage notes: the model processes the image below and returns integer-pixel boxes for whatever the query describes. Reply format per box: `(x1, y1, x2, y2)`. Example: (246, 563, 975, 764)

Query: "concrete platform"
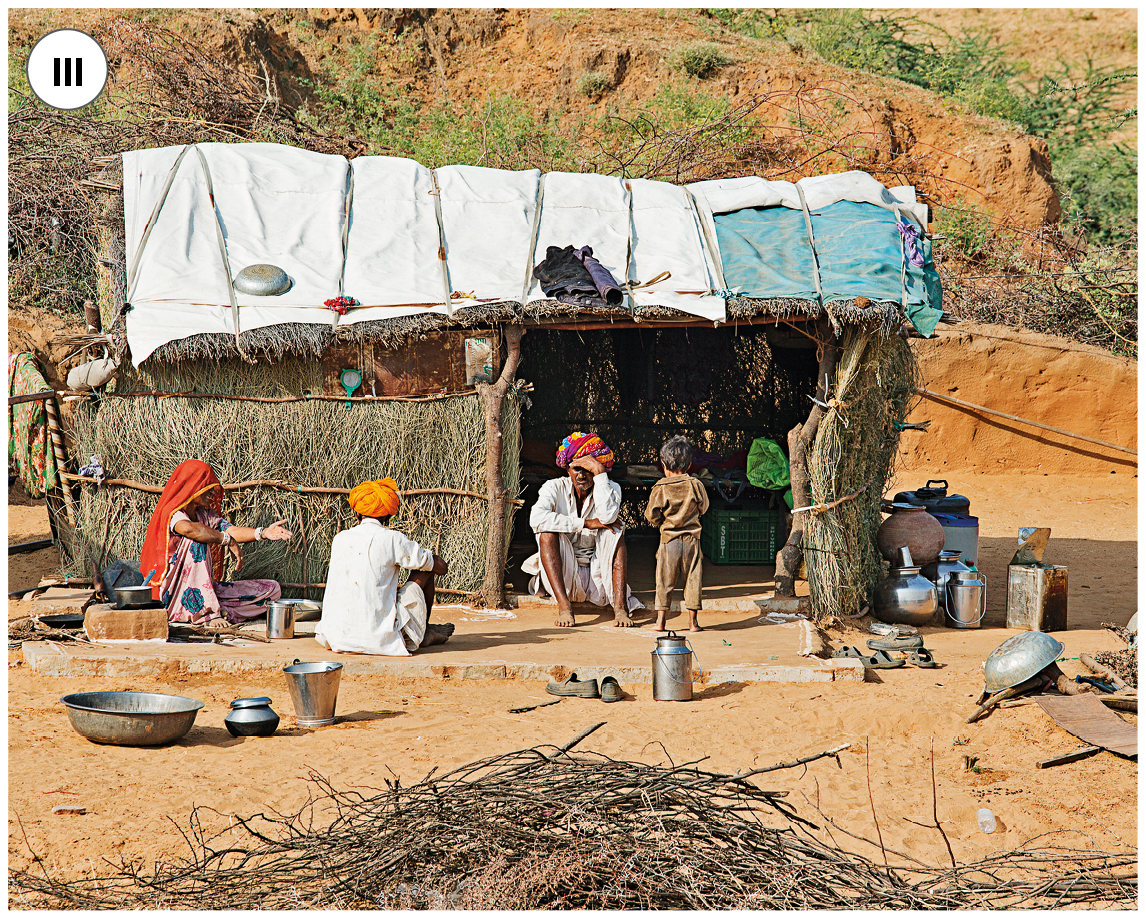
(20, 599, 862, 685)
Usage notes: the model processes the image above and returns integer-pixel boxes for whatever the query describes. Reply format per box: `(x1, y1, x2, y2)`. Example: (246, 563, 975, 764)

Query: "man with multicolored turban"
(522, 432, 643, 627)
(317, 477, 454, 656)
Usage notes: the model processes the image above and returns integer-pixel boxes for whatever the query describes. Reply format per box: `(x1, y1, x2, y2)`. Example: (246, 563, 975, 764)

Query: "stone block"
(84, 605, 169, 642)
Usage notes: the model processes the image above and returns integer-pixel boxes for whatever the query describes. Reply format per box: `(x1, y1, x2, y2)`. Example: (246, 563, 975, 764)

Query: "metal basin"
(61, 691, 204, 746)
(115, 585, 157, 609)
(983, 631, 1065, 692)
(233, 264, 292, 296)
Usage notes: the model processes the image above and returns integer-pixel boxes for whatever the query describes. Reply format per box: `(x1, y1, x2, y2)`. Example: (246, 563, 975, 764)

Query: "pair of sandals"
(833, 633, 939, 669)
(545, 673, 624, 702)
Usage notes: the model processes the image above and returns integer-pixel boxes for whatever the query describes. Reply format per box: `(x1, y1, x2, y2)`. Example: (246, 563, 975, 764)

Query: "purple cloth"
(896, 219, 926, 269)
(572, 246, 624, 306)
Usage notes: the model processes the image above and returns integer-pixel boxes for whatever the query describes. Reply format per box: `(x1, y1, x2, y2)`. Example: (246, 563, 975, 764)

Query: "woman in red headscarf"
(139, 460, 293, 625)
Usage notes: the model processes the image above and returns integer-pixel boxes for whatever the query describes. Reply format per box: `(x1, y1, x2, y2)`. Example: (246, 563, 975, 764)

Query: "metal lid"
(233, 264, 292, 296)
(231, 696, 273, 709)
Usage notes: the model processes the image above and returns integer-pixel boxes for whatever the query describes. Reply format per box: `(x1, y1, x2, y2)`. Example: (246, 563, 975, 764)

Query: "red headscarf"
(139, 460, 224, 599)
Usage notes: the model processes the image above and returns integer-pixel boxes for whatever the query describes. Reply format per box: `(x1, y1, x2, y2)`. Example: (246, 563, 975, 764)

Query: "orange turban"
(349, 477, 400, 518)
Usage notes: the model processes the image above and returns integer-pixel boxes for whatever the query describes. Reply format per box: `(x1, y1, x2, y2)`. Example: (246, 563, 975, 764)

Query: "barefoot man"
(317, 477, 454, 655)
(522, 432, 643, 627)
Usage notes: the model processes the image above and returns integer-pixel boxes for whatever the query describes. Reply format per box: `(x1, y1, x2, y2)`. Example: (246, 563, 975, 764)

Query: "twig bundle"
(8, 739, 1135, 909)
(805, 326, 919, 621)
(61, 358, 522, 597)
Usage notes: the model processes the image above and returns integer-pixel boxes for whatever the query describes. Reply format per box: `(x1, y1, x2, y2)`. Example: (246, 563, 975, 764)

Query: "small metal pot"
(114, 585, 156, 609)
(224, 697, 280, 737)
(267, 601, 297, 639)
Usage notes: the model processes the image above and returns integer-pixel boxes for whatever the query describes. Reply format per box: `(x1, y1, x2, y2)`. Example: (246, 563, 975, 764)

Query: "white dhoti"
(522, 527, 643, 612)
(397, 581, 429, 652)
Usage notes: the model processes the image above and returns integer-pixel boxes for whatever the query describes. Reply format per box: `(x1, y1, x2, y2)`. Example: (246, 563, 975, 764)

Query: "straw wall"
(63, 357, 522, 598)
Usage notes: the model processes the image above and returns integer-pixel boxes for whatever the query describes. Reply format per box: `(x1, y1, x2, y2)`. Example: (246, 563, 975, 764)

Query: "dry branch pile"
(9, 736, 1135, 910)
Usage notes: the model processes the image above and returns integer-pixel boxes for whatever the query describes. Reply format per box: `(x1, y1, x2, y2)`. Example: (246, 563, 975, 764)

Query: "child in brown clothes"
(644, 435, 710, 632)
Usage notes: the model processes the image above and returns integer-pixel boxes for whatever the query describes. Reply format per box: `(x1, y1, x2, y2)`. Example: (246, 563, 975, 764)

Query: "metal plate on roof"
(233, 264, 292, 296)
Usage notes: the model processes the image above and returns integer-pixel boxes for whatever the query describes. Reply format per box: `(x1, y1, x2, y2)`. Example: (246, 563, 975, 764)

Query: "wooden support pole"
(478, 327, 524, 610)
(775, 317, 836, 597)
(43, 396, 77, 527)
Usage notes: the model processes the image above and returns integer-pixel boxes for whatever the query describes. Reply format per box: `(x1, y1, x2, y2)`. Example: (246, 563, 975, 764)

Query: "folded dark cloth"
(572, 245, 624, 305)
(533, 245, 599, 300)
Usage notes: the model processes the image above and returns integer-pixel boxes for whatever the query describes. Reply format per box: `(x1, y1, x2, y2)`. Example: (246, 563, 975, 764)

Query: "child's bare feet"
(653, 610, 668, 631)
(688, 609, 704, 632)
(555, 606, 575, 627)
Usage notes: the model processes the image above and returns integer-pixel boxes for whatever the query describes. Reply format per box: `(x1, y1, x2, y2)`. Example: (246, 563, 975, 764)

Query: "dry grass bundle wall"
(805, 328, 918, 622)
(63, 357, 521, 598)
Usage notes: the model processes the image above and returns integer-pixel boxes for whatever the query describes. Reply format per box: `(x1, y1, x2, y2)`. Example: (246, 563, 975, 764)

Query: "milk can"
(946, 569, 986, 629)
(651, 630, 700, 701)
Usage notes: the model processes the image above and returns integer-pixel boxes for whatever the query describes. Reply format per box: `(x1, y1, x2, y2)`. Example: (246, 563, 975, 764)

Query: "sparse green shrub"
(576, 71, 611, 97)
(938, 206, 993, 262)
(669, 42, 731, 78)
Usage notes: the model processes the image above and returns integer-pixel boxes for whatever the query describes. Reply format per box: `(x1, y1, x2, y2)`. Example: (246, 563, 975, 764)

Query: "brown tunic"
(643, 475, 710, 542)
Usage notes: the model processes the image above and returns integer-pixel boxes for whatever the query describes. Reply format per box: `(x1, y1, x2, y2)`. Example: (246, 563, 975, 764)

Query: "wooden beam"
(1036, 746, 1102, 769)
(8, 390, 56, 406)
(478, 326, 524, 609)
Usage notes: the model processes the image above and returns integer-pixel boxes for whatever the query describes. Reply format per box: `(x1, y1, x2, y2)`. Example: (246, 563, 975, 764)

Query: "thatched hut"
(54, 142, 941, 621)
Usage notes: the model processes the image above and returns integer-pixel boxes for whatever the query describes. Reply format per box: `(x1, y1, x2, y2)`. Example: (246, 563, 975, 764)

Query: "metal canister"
(922, 550, 972, 614)
(945, 569, 986, 629)
(267, 600, 297, 639)
(652, 630, 696, 702)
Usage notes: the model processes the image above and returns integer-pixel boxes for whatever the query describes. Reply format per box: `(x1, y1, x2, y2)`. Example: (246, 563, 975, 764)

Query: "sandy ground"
(7, 468, 1137, 885)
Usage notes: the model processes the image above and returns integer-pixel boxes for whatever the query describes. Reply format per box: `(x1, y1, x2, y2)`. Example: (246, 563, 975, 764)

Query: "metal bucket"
(945, 570, 986, 629)
(283, 659, 343, 726)
(651, 631, 700, 701)
(267, 600, 298, 639)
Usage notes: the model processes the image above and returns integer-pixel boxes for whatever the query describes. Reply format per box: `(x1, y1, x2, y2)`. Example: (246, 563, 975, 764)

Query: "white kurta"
(316, 518, 435, 656)
(522, 474, 643, 612)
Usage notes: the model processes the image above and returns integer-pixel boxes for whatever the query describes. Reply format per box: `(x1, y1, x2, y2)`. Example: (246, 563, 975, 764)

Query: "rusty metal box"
(1006, 564, 1068, 632)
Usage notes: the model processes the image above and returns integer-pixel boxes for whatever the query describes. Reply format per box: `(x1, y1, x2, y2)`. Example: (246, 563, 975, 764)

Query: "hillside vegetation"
(8, 8, 1137, 357)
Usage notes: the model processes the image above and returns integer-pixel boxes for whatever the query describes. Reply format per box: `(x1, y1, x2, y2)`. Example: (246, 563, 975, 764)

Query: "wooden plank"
(1036, 746, 1102, 769)
(1036, 693, 1138, 758)
(8, 389, 56, 406)
(322, 339, 364, 397)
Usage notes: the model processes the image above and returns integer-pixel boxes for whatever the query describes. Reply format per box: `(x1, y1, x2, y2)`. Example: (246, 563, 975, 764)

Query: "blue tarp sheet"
(714, 201, 943, 336)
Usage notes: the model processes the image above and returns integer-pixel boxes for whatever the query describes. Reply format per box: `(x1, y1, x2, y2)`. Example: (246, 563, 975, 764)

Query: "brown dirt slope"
(13, 7, 1125, 228)
(900, 321, 1137, 477)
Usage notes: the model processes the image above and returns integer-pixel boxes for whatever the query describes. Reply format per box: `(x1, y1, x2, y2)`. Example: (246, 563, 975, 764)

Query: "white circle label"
(25, 29, 108, 110)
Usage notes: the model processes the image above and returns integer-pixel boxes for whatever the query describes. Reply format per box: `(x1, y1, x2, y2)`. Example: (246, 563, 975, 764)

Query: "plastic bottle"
(976, 808, 996, 834)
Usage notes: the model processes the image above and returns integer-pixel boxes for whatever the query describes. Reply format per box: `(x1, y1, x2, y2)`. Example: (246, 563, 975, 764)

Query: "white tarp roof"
(122, 142, 921, 365)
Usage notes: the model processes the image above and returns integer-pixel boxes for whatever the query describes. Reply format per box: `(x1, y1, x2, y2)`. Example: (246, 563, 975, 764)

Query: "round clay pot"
(877, 503, 945, 567)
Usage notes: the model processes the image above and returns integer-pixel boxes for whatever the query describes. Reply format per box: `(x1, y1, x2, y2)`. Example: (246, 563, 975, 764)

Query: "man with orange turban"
(317, 477, 453, 656)
(521, 432, 642, 628)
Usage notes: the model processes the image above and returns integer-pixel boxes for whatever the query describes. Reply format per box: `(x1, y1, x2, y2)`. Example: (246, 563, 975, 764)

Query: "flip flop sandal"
(831, 645, 866, 659)
(861, 650, 906, 669)
(599, 676, 623, 703)
(545, 673, 601, 699)
(867, 634, 924, 652)
(907, 648, 939, 669)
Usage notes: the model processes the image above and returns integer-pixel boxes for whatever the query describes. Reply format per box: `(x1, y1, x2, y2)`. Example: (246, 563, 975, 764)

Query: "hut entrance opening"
(510, 324, 820, 602)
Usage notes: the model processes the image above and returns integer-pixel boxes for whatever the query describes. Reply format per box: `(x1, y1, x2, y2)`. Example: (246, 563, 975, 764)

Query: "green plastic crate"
(700, 501, 781, 565)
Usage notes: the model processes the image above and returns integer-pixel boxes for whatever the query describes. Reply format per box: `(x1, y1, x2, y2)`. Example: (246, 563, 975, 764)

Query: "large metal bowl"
(61, 691, 204, 746)
(233, 263, 292, 296)
(983, 631, 1065, 693)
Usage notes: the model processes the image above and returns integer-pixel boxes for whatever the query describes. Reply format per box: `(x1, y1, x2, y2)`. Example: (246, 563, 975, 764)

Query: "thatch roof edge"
(121, 296, 903, 367)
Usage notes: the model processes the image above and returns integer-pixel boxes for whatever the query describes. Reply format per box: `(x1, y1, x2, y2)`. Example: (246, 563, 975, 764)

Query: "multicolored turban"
(349, 477, 400, 518)
(556, 431, 614, 471)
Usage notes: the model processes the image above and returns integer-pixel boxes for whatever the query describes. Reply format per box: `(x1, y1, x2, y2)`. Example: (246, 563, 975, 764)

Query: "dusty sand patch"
(8, 471, 1136, 883)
